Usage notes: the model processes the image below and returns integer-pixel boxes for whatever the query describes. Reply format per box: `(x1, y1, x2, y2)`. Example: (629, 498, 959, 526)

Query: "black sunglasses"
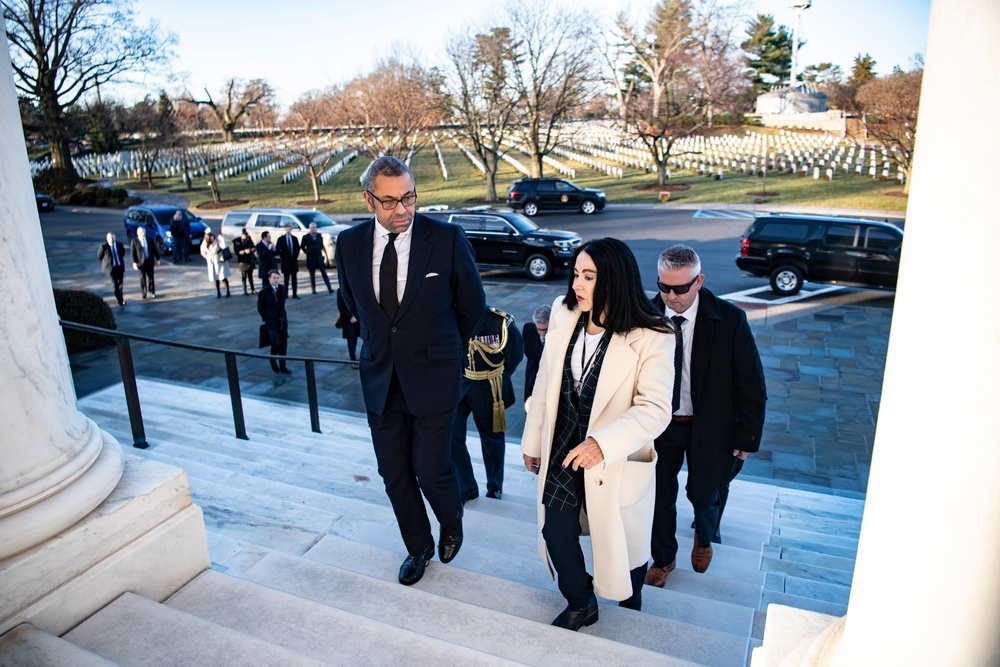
(656, 275, 699, 295)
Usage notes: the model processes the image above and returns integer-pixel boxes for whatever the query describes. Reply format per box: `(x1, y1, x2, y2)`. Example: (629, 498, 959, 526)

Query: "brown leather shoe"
(644, 559, 676, 587)
(691, 533, 713, 573)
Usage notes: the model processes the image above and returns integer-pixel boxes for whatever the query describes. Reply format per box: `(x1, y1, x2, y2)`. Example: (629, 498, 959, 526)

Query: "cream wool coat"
(520, 299, 674, 601)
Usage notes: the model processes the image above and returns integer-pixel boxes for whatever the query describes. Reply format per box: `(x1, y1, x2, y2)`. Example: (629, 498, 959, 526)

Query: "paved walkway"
(54, 200, 890, 498)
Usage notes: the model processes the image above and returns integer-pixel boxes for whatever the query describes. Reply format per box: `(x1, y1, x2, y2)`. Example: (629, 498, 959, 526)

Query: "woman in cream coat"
(521, 238, 675, 631)
(201, 231, 232, 298)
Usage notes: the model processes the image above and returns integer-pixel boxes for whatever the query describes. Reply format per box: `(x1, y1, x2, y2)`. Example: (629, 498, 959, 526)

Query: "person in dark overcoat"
(97, 231, 127, 306)
(257, 269, 290, 373)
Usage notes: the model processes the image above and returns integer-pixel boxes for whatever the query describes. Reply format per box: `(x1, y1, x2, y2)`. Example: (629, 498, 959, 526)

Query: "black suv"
(424, 208, 581, 280)
(736, 213, 904, 295)
(506, 178, 606, 216)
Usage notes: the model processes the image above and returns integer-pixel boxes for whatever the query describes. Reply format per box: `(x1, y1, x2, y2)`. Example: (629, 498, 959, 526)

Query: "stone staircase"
(0, 379, 863, 666)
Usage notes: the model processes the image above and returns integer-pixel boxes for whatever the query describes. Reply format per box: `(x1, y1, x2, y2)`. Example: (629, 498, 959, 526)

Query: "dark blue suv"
(124, 206, 208, 255)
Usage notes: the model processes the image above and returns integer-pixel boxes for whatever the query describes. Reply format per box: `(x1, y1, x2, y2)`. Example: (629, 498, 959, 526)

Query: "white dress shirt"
(372, 221, 413, 304)
(666, 292, 700, 417)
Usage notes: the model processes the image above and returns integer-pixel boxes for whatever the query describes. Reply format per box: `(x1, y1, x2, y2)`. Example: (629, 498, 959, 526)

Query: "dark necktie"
(111, 245, 119, 265)
(380, 233, 399, 320)
(671, 315, 685, 413)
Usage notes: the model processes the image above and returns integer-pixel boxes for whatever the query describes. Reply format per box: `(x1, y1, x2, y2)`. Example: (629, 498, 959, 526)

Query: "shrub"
(53, 289, 117, 354)
(32, 168, 80, 199)
(65, 187, 140, 208)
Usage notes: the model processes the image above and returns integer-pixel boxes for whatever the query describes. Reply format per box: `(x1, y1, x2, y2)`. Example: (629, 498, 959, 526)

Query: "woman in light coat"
(521, 237, 675, 631)
(200, 231, 231, 298)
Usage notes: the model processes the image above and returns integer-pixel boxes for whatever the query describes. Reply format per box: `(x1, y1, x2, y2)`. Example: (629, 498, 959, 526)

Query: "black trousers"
(265, 322, 287, 369)
(108, 266, 124, 304)
(367, 371, 462, 556)
(650, 420, 721, 567)
(283, 269, 298, 297)
(450, 392, 505, 496)
(543, 503, 647, 610)
(137, 260, 155, 297)
(308, 263, 332, 293)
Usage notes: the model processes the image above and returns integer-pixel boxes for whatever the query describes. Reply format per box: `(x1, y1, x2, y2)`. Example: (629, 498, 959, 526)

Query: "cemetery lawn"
(119, 141, 908, 215)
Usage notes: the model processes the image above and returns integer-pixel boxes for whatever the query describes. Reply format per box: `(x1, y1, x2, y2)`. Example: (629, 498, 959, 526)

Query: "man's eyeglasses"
(656, 275, 699, 295)
(366, 190, 417, 210)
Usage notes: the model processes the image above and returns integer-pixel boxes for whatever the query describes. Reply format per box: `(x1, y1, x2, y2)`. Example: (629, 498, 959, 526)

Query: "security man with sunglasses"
(644, 244, 767, 586)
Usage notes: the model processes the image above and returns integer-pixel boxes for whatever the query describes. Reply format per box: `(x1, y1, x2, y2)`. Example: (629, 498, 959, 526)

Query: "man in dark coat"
(521, 304, 550, 413)
(97, 232, 127, 306)
(275, 223, 301, 299)
(169, 210, 185, 263)
(301, 222, 333, 294)
(335, 156, 485, 586)
(257, 269, 290, 373)
(255, 231, 276, 282)
(450, 306, 524, 502)
(645, 244, 767, 586)
(129, 226, 160, 299)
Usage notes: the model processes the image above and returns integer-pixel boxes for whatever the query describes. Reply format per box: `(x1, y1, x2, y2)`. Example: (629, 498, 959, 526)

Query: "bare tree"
(126, 91, 175, 188)
(619, 0, 706, 186)
(856, 69, 923, 193)
(687, 0, 751, 126)
(183, 78, 275, 142)
(596, 29, 639, 123)
(446, 27, 521, 201)
(505, 0, 598, 177)
(3, 0, 174, 176)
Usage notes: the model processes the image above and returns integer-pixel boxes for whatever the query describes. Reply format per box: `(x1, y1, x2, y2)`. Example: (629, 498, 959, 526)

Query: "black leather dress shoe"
(438, 517, 463, 563)
(485, 489, 502, 500)
(551, 597, 599, 631)
(460, 488, 479, 504)
(398, 546, 434, 586)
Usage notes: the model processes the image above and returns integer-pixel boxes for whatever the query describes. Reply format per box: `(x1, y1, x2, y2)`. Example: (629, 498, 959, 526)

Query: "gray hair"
(657, 244, 701, 276)
(532, 304, 551, 325)
(362, 156, 413, 191)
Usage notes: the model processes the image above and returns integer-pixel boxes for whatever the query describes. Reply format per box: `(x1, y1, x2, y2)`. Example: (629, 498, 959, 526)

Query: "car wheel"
(155, 236, 169, 257)
(580, 199, 597, 215)
(525, 254, 553, 280)
(769, 265, 804, 296)
(523, 201, 539, 216)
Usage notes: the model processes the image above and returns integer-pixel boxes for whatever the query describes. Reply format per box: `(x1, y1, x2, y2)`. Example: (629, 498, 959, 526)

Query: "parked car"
(219, 208, 350, 268)
(424, 208, 582, 280)
(735, 213, 904, 296)
(506, 178, 607, 216)
(124, 206, 208, 256)
(35, 192, 55, 213)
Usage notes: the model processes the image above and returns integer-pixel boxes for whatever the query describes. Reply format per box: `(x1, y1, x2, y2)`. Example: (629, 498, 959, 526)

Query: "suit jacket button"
(391, 326, 397, 332)
(594, 479, 602, 486)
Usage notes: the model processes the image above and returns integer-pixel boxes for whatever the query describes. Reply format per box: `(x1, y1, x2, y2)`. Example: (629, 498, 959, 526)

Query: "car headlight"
(166, 231, 173, 239)
(595, 191, 606, 198)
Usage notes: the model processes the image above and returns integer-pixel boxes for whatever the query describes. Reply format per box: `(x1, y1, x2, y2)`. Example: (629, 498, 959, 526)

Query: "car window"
(482, 217, 513, 234)
(865, 228, 901, 251)
(256, 214, 281, 228)
(825, 225, 859, 247)
(280, 215, 302, 230)
(554, 181, 576, 192)
(450, 216, 482, 233)
(127, 210, 138, 222)
(296, 212, 336, 227)
(756, 222, 811, 242)
(536, 181, 555, 192)
(225, 212, 252, 227)
(139, 211, 154, 225)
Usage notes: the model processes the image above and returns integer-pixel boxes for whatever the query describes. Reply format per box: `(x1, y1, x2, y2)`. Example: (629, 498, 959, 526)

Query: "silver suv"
(220, 208, 349, 268)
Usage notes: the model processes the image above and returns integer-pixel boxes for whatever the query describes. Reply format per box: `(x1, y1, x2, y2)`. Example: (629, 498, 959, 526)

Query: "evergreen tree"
(849, 53, 877, 87)
(741, 13, 792, 92)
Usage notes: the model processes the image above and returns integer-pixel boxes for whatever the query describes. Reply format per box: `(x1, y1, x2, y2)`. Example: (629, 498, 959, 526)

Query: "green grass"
(120, 140, 908, 214)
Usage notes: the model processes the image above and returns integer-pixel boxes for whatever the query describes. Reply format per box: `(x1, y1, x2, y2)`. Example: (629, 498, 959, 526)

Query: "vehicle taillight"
(509, 189, 518, 197)
(740, 237, 750, 257)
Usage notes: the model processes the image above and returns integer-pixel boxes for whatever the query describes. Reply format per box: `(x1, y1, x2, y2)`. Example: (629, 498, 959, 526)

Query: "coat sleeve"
(334, 233, 358, 319)
(589, 332, 674, 466)
(729, 310, 767, 452)
(504, 320, 525, 374)
(451, 226, 486, 340)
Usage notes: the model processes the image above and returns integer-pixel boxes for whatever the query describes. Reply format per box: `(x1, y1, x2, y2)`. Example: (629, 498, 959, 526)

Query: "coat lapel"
(590, 328, 642, 424)
(395, 214, 432, 321)
(691, 289, 721, 406)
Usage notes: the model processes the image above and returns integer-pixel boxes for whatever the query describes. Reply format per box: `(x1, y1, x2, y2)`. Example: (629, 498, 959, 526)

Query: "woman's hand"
(563, 437, 604, 471)
(523, 454, 541, 474)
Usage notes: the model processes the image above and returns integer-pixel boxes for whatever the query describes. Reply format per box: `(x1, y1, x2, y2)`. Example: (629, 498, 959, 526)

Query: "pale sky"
(119, 0, 931, 108)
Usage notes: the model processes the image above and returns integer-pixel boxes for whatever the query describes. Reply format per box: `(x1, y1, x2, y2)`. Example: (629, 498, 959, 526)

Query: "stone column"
(754, 1, 1000, 665)
(0, 33, 124, 559)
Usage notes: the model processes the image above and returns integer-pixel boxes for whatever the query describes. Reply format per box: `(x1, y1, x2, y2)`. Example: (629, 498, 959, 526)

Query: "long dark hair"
(562, 238, 671, 335)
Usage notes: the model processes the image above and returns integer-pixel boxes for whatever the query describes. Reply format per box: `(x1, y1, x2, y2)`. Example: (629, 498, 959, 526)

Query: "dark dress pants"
(265, 322, 287, 369)
(543, 503, 647, 610)
(108, 266, 124, 305)
(650, 420, 721, 568)
(450, 394, 505, 497)
(367, 371, 462, 556)
(309, 263, 332, 293)
(138, 260, 155, 297)
(283, 270, 297, 297)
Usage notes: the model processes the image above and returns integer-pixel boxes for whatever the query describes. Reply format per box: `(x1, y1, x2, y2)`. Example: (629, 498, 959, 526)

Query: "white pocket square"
(425, 272, 439, 278)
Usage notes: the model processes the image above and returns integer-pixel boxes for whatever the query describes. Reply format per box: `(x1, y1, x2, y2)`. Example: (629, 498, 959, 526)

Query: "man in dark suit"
(645, 244, 767, 586)
(301, 222, 333, 294)
(450, 306, 524, 503)
(257, 270, 290, 373)
(521, 304, 550, 413)
(276, 223, 301, 299)
(255, 231, 276, 282)
(129, 226, 160, 299)
(98, 232, 127, 306)
(335, 156, 485, 586)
